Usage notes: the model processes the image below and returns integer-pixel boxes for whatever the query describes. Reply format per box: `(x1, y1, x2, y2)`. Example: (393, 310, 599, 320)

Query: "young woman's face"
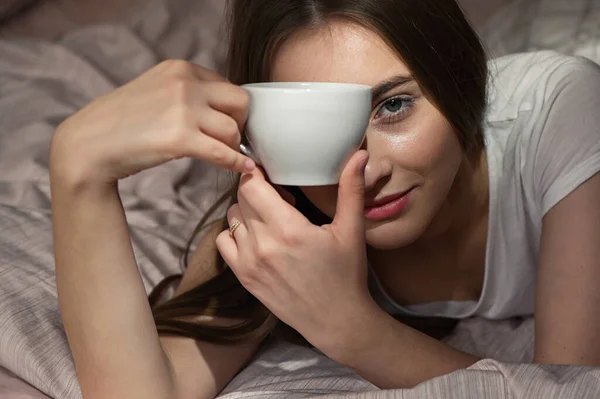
(270, 20, 464, 250)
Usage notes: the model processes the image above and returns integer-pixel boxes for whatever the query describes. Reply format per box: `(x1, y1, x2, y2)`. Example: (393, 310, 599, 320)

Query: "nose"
(360, 135, 393, 192)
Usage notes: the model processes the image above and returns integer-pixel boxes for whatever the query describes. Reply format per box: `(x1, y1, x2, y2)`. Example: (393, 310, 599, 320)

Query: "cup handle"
(239, 142, 261, 165)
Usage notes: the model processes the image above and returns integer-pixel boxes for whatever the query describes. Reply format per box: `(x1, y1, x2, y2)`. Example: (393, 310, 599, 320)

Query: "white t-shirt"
(370, 51, 600, 320)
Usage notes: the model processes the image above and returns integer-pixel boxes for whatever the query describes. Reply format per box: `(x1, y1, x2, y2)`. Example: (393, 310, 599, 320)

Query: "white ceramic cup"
(240, 82, 372, 186)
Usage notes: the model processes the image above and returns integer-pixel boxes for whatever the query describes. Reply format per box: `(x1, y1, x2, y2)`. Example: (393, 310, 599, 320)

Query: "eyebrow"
(371, 75, 415, 102)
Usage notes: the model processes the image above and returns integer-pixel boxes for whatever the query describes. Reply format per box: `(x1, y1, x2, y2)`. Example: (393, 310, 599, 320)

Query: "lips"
(364, 187, 415, 221)
(365, 189, 412, 208)
(365, 187, 413, 208)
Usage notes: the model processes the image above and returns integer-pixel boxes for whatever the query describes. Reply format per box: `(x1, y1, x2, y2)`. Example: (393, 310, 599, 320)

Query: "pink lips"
(364, 188, 414, 221)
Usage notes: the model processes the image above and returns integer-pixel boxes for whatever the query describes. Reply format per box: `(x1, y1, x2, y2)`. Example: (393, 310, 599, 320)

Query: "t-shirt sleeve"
(529, 57, 600, 215)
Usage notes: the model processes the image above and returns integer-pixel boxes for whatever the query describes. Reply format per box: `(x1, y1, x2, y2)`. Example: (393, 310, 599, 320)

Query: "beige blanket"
(0, 0, 599, 398)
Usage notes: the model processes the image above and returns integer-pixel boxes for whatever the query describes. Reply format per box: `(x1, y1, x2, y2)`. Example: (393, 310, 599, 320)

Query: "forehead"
(270, 20, 410, 85)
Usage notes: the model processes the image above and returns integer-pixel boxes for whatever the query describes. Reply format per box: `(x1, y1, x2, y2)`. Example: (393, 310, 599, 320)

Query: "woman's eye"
(384, 98, 404, 113)
(374, 96, 415, 123)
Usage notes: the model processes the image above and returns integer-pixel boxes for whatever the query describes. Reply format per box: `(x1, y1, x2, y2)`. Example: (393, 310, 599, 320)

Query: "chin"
(365, 220, 423, 250)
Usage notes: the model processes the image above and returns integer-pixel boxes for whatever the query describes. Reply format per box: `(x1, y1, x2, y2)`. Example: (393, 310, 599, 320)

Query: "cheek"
(421, 118, 463, 185)
(299, 186, 338, 218)
(298, 108, 462, 224)
(390, 108, 463, 180)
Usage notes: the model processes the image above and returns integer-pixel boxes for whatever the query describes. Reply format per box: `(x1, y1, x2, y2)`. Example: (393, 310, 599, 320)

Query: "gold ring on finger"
(229, 221, 241, 237)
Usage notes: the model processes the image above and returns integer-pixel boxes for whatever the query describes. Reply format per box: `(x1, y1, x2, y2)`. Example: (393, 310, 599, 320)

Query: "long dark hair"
(150, 0, 488, 344)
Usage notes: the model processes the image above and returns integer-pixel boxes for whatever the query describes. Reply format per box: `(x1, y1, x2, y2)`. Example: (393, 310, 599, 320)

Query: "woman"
(49, 0, 600, 397)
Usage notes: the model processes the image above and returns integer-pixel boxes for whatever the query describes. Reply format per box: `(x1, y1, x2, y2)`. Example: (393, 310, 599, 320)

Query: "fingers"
(331, 150, 369, 237)
(184, 132, 254, 173)
(227, 204, 248, 241)
(155, 59, 228, 83)
(152, 61, 254, 173)
(187, 81, 252, 172)
(198, 108, 242, 150)
(216, 204, 247, 268)
(202, 82, 250, 133)
(155, 61, 246, 129)
(186, 63, 228, 83)
(237, 167, 299, 226)
(215, 230, 238, 269)
(156, 60, 247, 131)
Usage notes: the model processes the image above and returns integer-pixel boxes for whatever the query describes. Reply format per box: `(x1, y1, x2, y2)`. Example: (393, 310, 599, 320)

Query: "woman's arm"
(317, 300, 480, 389)
(534, 172, 600, 365)
(50, 59, 260, 399)
(325, 175, 600, 388)
(52, 177, 259, 399)
(52, 178, 175, 398)
(332, 58, 600, 386)
(215, 155, 480, 390)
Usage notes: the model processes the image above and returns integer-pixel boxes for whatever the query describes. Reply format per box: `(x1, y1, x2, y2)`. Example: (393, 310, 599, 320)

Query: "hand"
(50, 60, 254, 188)
(215, 151, 377, 354)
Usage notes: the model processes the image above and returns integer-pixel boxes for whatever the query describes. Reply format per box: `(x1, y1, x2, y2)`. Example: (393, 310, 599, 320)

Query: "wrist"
(49, 160, 116, 200)
(50, 128, 113, 195)
(317, 298, 391, 367)
(50, 170, 117, 201)
(50, 162, 118, 204)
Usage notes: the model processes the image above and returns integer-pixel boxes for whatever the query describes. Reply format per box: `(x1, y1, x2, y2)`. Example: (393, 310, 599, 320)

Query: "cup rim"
(241, 82, 372, 92)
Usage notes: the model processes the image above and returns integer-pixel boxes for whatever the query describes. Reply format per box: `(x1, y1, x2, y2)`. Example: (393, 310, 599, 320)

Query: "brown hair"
(150, 0, 488, 343)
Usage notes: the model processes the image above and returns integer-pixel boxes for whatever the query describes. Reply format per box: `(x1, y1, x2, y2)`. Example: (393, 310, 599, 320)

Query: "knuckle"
(237, 177, 256, 199)
(279, 224, 301, 246)
(212, 82, 250, 110)
(254, 241, 277, 265)
(199, 80, 225, 97)
(164, 134, 187, 157)
(211, 146, 237, 167)
(223, 119, 241, 144)
(234, 87, 250, 109)
(215, 231, 229, 249)
(233, 257, 261, 287)
(201, 80, 221, 91)
(159, 59, 193, 76)
(168, 78, 192, 104)
(226, 117, 240, 135)
(236, 268, 257, 289)
(352, 181, 365, 196)
(226, 203, 240, 219)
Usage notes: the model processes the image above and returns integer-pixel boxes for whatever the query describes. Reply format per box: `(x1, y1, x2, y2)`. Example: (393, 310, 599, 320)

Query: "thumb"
(331, 150, 369, 237)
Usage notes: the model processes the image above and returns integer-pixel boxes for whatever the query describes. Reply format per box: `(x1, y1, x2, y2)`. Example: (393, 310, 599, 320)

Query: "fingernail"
(244, 158, 256, 173)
